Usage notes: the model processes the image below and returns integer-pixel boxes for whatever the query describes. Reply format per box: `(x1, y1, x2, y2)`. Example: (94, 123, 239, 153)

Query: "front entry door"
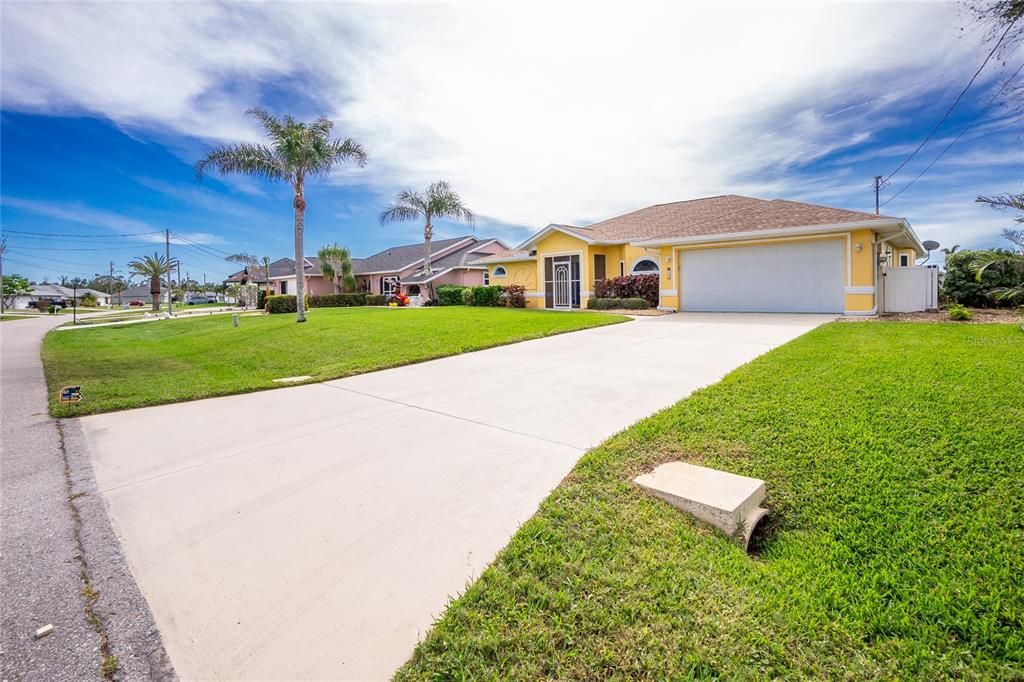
(553, 262, 571, 309)
(544, 255, 581, 309)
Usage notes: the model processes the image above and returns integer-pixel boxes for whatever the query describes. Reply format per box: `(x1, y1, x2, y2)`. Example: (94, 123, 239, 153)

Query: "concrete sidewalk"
(0, 315, 172, 680)
(79, 313, 832, 680)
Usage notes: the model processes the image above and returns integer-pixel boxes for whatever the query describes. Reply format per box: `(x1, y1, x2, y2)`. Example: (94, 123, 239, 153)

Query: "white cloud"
(1, 0, 1019, 248)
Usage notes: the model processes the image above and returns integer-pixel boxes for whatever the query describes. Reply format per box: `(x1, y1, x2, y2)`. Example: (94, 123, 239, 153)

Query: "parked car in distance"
(186, 295, 217, 305)
(129, 300, 145, 307)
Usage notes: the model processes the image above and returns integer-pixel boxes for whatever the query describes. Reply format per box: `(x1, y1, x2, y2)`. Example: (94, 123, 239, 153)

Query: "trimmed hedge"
(471, 285, 504, 307)
(594, 274, 659, 306)
(366, 294, 386, 306)
(461, 288, 474, 305)
(587, 297, 651, 310)
(266, 295, 298, 314)
(307, 293, 367, 308)
(436, 285, 469, 306)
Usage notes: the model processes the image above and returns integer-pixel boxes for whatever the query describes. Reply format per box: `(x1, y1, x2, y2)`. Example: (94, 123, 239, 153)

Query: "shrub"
(594, 274, 659, 306)
(266, 295, 298, 314)
(436, 285, 469, 306)
(307, 293, 367, 308)
(502, 284, 527, 308)
(461, 287, 474, 305)
(587, 297, 651, 310)
(256, 289, 268, 310)
(471, 285, 504, 307)
(366, 294, 386, 306)
(947, 304, 973, 321)
(80, 292, 98, 307)
(942, 249, 1022, 307)
(34, 299, 52, 312)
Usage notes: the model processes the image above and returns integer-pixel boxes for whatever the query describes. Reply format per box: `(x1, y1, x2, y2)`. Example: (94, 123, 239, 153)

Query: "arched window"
(631, 258, 659, 275)
(493, 266, 507, 277)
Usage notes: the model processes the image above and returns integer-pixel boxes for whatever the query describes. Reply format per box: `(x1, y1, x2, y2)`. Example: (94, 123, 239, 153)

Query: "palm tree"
(379, 181, 475, 295)
(128, 253, 178, 312)
(227, 252, 273, 304)
(973, 193, 1024, 303)
(941, 244, 961, 255)
(196, 108, 367, 322)
(317, 243, 355, 293)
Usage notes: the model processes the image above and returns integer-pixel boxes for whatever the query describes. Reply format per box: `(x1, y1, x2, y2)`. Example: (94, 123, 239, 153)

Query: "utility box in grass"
(634, 461, 768, 550)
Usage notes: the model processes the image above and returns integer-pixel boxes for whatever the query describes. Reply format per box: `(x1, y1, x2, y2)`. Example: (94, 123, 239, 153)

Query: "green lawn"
(397, 323, 1024, 680)
(43, 307, 625, 416)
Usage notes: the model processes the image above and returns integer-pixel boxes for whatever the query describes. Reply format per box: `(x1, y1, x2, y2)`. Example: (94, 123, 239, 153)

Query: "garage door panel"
(679, 240, 845, 313)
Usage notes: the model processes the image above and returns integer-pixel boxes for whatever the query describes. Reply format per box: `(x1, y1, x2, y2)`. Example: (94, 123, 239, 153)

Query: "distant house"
(119, 284, 166, 305)
(225, 236, 509, 301)
(12, 284, 112, 309)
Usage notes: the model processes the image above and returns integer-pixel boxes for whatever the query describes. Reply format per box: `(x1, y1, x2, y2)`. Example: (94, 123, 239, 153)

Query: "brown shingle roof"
(571, 195, 896, 243)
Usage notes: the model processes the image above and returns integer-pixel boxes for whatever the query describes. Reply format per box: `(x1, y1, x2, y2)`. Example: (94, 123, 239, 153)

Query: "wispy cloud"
(1, 1, 1020, 252)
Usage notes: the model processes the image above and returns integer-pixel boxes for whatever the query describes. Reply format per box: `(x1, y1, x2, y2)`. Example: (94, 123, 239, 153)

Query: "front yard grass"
(43, 306, 625, 416)
(397, 322, 1024, 680)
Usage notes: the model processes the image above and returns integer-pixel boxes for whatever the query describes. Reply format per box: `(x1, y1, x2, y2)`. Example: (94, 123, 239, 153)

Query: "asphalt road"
(0, 315, 173, 680)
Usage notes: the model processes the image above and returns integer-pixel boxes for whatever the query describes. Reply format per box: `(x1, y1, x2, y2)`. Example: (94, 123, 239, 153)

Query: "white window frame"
(630, 257, 660, 275)
(482, 269, 490, 285)
(381, 275, 399, 295)
(493, 266, 507, 277)
(899, 253, 910, 267)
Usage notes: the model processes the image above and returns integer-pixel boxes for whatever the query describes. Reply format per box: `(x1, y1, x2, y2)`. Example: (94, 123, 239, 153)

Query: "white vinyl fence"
(882, 266, 939, 313)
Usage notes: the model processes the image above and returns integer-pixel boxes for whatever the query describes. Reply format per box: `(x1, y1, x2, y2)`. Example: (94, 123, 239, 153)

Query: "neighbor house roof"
(28, 285, 111, 298)
(399, 239, 511, 284)
(351, 236, 475, 275)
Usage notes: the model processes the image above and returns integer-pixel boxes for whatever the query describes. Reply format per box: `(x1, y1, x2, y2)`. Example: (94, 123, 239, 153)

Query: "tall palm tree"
(128, 253, 178, 312)
(317, 243, 356, 293)
(379, 181, 475, 292)
(196, 108, 367, 322)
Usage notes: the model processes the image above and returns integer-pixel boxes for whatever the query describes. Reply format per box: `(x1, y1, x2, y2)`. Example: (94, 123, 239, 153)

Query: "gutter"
(632, 218, 910, 247)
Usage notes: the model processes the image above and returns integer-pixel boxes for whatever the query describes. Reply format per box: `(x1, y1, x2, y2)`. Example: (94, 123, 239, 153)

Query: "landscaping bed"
(397, 322, 1024, 680)
(43, 306, 625, 416)
(840, 307, 1023, 324)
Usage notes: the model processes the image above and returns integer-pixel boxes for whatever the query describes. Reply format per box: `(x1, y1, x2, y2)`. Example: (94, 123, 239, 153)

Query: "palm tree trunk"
(423, 215, 433, 274)
(294, 187, 307, 323)
(150, 275, 159, 311)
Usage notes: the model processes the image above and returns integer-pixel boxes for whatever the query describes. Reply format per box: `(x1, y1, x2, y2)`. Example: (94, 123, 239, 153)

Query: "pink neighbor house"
(226, 235, 509, 301)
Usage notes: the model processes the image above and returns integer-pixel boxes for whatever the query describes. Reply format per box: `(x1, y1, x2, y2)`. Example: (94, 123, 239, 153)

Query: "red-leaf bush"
(594, 274, 659, 306)
(501, 284, 527, 308)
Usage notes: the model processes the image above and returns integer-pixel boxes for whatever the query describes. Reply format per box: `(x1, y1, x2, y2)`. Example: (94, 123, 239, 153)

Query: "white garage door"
(679, 240, 845, 313)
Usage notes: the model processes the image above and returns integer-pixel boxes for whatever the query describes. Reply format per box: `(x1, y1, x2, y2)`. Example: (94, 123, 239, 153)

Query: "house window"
(899, 254, 910, 267)
(381, 276, 399, 295)
(631, 258, 660, 275)
(593, 255, 606, 285)
(280, 280, 288, 295)
(482, 269, 489, 285)
(619, 260, 625, 277)
(407, 284, 421, 295)
(493, 266, 507, 277)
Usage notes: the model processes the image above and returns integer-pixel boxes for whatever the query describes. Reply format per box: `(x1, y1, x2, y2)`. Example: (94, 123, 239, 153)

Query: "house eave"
(631, 218, 913, 248)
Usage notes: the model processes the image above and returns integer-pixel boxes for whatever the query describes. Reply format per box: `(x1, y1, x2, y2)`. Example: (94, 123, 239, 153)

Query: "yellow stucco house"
(474, 195, 925, 315)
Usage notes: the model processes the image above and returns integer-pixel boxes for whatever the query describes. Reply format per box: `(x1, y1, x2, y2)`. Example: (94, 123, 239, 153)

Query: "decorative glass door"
(544, 255, 580, 309)
(553, 262, 571, 308)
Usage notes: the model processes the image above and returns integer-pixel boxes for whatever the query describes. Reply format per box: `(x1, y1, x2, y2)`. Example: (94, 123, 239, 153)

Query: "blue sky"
(1, 2, 1022, 285)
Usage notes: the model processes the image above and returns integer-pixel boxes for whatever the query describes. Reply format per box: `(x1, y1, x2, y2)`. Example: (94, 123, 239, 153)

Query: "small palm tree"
(379, 181, 475, 291)
(128, 253, 178, 311)
(973, 193, 1024, 303)
(196, 108, 367, 322)
(317, 244, 356, 293)
(227, 252, 273, 304)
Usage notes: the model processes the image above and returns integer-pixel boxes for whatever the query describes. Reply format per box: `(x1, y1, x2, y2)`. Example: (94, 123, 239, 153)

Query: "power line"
(4, 243, 147, 251)
(0, 229, 164, 238)
(881, 61, 1024, 208)
(172, 232, 235, 257)
(882, 17, 1019, 184)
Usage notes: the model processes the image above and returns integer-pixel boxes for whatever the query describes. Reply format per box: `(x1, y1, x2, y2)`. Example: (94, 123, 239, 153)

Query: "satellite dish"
(922, 240, 940, 251)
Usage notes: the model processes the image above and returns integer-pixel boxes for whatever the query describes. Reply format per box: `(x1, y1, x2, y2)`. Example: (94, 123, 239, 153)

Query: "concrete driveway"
(79, 313, 831, 680)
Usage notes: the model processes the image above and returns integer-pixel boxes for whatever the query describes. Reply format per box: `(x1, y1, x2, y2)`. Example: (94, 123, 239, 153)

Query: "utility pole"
(165, 229, 172, 316)
(874, 176, 884, 215)
(109, 260, 115, 308)
(0, 237, 6, 315)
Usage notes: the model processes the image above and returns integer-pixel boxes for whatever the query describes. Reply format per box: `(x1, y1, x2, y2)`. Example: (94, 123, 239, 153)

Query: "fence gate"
(882, 266, 939, 313)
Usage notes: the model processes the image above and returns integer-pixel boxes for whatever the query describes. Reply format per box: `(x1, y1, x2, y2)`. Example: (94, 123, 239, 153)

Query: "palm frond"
(194, 143, 286, 183)
(426, 180, 475, 228)
(379, 204, 423, 225)
(976, 193, 1024, 212)
(226, 253, 258, 267)
(246, 107, 287, 145)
